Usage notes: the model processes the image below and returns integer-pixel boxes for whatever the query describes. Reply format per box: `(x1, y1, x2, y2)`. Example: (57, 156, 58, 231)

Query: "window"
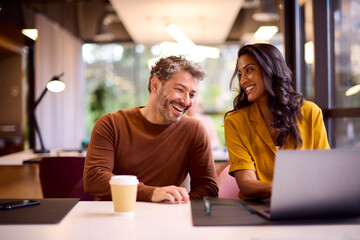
(82, 43, 241, 146)
(332, 0, 360, 148)
(334, 0, 360, 108)
(307, 0, 360, 148)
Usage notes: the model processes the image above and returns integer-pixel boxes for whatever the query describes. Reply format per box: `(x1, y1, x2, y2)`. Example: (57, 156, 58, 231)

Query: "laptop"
(245, 149, 360, 220)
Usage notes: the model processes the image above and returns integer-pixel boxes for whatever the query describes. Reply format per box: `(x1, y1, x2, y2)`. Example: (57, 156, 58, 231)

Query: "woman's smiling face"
(237, 54, 267, 103)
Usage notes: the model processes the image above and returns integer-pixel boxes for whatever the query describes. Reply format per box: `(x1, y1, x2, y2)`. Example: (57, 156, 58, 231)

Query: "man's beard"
(156, 87, 189, 124)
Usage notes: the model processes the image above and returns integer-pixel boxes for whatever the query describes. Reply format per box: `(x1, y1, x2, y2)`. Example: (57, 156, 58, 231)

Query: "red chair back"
(39, 157, 85, 198)
(69, 177, 94, 201)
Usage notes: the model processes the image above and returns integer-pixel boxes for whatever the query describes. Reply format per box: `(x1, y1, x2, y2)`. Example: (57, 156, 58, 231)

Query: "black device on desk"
(0, 200, 40, 210)
(0, 198, 78, 224)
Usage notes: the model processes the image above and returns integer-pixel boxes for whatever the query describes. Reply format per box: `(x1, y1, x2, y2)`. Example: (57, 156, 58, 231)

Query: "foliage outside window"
(82, 44, 240, 146)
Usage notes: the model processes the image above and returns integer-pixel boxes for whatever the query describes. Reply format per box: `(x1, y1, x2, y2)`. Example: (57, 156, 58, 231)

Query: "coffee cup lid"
(109, 175, 139, 185)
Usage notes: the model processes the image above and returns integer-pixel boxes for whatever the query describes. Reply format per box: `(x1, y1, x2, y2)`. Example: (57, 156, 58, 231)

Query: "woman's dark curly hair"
(225, 43, 304, 148)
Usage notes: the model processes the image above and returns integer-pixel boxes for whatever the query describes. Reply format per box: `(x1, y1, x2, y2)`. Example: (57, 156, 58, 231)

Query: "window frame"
(285, 0, 360, 148)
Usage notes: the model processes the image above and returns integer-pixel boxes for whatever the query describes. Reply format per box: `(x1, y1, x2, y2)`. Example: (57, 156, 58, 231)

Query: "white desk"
(0, 150, 39, 165)
(0, 150, 86, 166)
(1, 201, 359, 240)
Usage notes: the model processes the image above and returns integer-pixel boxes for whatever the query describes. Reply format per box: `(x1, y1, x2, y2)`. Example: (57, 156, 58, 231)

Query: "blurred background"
(0, 0, 360, 156)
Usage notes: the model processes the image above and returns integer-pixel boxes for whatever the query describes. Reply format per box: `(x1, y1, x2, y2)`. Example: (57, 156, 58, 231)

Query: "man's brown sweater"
(84, 107, 218, 201)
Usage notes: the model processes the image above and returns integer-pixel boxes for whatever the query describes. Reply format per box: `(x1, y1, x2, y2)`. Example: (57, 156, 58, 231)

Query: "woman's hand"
(234, 170, 272, 199)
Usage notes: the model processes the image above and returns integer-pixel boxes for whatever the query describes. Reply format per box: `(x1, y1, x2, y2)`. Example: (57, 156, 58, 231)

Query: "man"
(84, 56, 218, 203)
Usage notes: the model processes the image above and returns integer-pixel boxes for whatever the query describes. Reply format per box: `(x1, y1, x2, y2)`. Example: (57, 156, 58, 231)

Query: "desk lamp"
(33, 73, 65, 153)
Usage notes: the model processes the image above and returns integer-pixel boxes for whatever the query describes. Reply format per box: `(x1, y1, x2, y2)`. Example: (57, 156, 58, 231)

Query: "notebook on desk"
(0, 198, 79, 224)
(245, 149, 360, 221)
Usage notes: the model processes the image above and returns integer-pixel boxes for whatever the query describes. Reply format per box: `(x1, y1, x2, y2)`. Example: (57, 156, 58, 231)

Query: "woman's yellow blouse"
(224, 100, 330, 182)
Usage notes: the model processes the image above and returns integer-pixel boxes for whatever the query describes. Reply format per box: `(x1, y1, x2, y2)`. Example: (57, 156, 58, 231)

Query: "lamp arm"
(33, 86, 50, 153)
(56, 72, 65, 79)
(34, 87, 48, 109)
(33, 111, 47, 152)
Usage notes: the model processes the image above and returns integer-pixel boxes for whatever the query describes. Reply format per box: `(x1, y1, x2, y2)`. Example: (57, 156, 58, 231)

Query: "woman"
(224, 43, 330, 199)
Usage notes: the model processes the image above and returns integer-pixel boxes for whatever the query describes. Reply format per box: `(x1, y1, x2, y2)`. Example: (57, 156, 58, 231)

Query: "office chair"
(217, 164, 239, 199)
(39, 156, 86, 198)
(69, 177, 94, 201)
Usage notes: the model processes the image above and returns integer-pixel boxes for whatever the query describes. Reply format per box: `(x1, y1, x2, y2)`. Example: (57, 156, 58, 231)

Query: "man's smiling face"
(155, 70, 198, 124)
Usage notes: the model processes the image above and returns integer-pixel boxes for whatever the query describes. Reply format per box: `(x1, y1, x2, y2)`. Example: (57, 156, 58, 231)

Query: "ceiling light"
(166, 23, 195, 47)
(254, 26, 278, 40)
(159, 41, 219, 61)
(194, 45, 220, 59)
(163, 24, 220, 63)
(22, 29, 38, 41)
(147, 40, 220, 69)
(346, 84, 360, 96)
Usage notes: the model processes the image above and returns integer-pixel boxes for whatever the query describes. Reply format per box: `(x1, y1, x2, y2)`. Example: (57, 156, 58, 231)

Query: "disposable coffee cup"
(109, 175, 139, 216)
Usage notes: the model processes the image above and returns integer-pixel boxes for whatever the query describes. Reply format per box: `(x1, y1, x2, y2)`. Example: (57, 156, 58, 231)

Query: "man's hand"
(151, 185, 190, 204)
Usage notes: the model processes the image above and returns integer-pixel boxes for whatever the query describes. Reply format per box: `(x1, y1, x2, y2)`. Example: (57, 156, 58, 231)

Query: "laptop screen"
(269, 149, 360, 220)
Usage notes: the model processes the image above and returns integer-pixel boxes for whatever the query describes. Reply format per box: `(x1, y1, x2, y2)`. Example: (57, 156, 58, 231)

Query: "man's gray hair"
(148, 56, 206, 93)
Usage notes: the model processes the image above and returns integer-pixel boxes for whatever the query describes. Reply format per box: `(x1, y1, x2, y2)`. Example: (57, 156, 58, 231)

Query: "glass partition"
(334, 0, 360, 108)
(333, 0, 360, 148)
